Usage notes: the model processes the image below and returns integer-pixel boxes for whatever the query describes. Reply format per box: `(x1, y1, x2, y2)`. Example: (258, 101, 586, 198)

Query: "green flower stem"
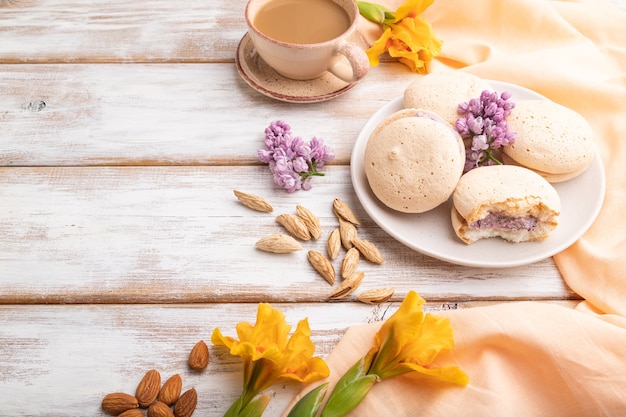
(485, 150, 504, 165)
(320, 358, 379, 417)
(223, 393, 270, 417)
(286, 383, 329, 417)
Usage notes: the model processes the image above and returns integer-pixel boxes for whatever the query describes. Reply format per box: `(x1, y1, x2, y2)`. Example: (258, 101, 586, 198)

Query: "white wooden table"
(0, 1, 578, 416)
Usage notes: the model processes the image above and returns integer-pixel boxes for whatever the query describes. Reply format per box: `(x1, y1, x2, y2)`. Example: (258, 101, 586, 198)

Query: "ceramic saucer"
(235, 32, 363, 103)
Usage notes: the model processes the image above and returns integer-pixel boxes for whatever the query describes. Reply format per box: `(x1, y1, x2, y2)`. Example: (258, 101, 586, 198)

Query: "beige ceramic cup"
(245, 0, 369, 82)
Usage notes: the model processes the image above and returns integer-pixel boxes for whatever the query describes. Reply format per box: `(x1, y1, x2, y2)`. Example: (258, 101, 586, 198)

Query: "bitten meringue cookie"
(502, 99, 595, 182)
(403, 71, 493, 126)
(364, 108, 465, 213)
(451, 165, 561, 244)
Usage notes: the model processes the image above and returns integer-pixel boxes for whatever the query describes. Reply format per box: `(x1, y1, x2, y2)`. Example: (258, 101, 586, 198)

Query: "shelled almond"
(357, 288, 395, 304)
(338, 217, 357, 250)
(326, 228, 341, 260)
(174, 388, 198, 417)
(341, 247, 360, 279)
(233, 190, 273, 213)
(136, 369, 161, 408)
(118, 409, 145, 417)
(148, 401, 175, 417)
(159, 374, 183, 405)
(352, 237, 384, 264)
(333, 198, 360, 225)
(102, 392, 139, 415)
(307, 250, 335, 285)
(256, 234, 303, 253)
(188, 340, 210, 371)
(276, 213, 311, 241)
(328, 271, 365, 300)
(296, 204, 322, 240)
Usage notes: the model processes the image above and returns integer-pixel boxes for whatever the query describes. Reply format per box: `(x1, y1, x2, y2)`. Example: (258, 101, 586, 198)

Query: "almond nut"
(276, 213, 311, 240)
(296, 204, 322, 240)
(136, 369, 161, 408)
(357, 287, 395, 304)
(255, 234, 303, 253)
(101, 392, 139, 415)
(333, 198, 360, 225)
(338, 217, 357, 250)
(341, 247, 360, 279)
(326, 228, 341, 260)
(118, 409, 145, 417)
(307, 250, 335, 285)
(188, 340, 210, 371)
(159, 373, 183, 405)
(233, 190, 273, 212)
(174, 388, 198, 417)
(352, 237, 384, 264)
(328, 271, 365, 300)
(148, 401, 175, 417)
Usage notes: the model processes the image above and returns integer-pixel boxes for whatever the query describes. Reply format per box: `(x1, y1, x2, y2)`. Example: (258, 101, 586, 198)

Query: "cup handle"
(327, 42, 370, 83)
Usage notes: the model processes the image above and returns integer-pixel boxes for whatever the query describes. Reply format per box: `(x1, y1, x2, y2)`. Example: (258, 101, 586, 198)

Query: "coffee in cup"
(245, 0, 369, 82)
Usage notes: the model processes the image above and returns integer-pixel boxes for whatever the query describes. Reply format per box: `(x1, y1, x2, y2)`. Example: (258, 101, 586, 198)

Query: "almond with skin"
(233, 190, 273, 212)
(333, 198, 360, 225)
(341, 247, 360, 279)
(326, 228, 341, 260)
(159, 373, 183, 405)
(148, 401, 175, 417)
(328, 271, 365, 300)
(357, 287, 395, 304)
(118, 409, 145, 417)
(338, 217, 357, 250)
(174, 388, 198, 417)
(101, 392, 139, 415)
(296, 204, 322, 240)
(136, 369, 161, 408)
(352, 237, 384, 264)
(188, 340, 210, 371)
(276, 213, 311, 240)
(255, 234, 303, 253)
(307, 250, 335, 285)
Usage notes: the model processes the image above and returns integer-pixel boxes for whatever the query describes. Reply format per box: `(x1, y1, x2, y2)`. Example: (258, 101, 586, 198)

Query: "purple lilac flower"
(258, 120, 335, 193)
(456, 90, 517, 173)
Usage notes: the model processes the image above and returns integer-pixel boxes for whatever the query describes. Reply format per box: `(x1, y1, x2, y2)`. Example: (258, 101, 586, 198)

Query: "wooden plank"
(0, 301, 579, 416)
(0, 165, 572, 304)
(0, 0, 247, 63)
(0, 62, 415, 167)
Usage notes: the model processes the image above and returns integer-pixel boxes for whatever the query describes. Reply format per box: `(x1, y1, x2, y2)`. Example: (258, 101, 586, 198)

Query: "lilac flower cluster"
(258, 120, 335, 193)
(456, 90, 516, 173)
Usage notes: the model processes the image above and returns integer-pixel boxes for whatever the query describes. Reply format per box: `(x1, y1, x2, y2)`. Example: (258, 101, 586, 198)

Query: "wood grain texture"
(0, 301, 578, 416)
(0, 165, 572, 304)
(0, 62, 415, 166)
(0, 0, 247, 63)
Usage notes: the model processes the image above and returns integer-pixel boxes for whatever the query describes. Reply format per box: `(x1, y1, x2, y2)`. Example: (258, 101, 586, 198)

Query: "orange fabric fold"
(316, 303, 626, 416)
(290, 0, 626, 415)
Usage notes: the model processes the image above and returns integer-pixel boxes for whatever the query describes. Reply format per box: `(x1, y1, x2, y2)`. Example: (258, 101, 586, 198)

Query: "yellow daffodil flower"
(368, 290, 469, 384)
(358, 0, 443, 73)
(212, 303, 330, 417)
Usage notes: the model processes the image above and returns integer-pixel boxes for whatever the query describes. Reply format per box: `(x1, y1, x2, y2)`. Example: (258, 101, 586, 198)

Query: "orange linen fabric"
(291, 0, 626, 415)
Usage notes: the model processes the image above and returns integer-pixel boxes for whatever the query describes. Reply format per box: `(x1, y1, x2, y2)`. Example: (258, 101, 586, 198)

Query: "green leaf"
(320, 358, 378, 417)
(238, 394, 271, 417)
(286, 383, 329, 417)
(357, 1, 394, 25)
(223, 396, 246, 417)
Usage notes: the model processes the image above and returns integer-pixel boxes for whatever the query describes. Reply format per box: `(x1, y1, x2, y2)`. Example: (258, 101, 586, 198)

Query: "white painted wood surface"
(0, 0, 591, 415)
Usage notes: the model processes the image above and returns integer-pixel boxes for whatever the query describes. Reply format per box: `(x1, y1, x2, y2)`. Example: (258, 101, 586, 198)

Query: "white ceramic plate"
(350, 81, 606, 268)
